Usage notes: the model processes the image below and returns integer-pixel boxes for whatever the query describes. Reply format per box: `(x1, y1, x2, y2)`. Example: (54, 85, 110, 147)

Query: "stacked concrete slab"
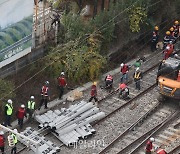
(35, 101, 105, 146)
(19, 127, 60, 154)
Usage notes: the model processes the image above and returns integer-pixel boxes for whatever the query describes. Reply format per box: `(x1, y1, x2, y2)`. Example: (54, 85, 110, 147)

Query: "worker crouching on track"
(105, 74, 113, 90)
(16, 104, 27, 129)
(0, 131, 5, 154)
(116, 83, 130, 100)
(89, 82, 98, 104)
(145, 137, 155, 154)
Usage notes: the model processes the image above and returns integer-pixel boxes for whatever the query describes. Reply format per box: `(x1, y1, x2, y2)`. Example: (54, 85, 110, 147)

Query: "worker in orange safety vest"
(38, 81, 50, 110)
(105, 74, 113, 89)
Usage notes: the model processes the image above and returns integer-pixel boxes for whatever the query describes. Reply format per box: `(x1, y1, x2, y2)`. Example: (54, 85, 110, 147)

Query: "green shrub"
(0, 79, 16, 103)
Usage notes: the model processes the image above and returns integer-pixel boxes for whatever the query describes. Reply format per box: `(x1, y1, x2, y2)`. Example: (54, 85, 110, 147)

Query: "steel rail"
(168, 145, 180, 154)
(116, 110, 178, 154)
(93, 82, 157, 126)
(98, 98, 160, 154)
(93, 62, 159, 126)
(129, 111, 180, 154)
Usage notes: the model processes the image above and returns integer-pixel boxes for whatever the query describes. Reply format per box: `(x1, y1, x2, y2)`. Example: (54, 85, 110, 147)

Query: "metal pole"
(35, 0, 38, 31)
(43, 0, 46, 36)
(0, 125, 39, 152)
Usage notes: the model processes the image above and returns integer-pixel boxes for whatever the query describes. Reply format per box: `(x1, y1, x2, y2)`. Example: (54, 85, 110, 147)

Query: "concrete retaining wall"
(0, 46, 44, 78)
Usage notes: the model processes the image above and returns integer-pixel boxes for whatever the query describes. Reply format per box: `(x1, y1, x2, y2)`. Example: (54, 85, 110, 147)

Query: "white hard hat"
(0, 131, 4, 135)
(13, 129, 18, 133)
(174, 54, 178, 57)
(30, 96, 34, 99)
(136, 67, 140, 71)
(166, 46, 170, 50)
(61, 72, 65, 75)
(7, 99, 12, 104)
(45, 81, 49, 85)
(120, 63, 124, 67)
(21, 104, 25, 108)
(150, 137, 155, 142)
(155, 146, 159, 151)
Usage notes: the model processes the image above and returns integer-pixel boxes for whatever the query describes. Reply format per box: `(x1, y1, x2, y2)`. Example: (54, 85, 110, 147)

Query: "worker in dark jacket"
(16, 104, 27, 129)
(38, 81, 50, 110)
(4, 99, 13, 127)
(0, 131, 5, 154)
(89, 82, 98, 102)
(145, 137, 155, 154)
(133, 67, 143, 90)
(169, 27, 176, 43)
(151, 26, 159, 52)
(57, 72, 67, 99)
(173, 20, 180, 39)
(163, 31, 171, 49)
(105, 74, 113, 89)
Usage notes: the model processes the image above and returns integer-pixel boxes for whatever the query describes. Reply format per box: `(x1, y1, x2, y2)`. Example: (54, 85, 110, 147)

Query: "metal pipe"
(0, 125, 39, 149)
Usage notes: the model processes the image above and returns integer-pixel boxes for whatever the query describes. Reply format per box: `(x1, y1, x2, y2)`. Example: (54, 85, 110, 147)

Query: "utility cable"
(0, 0, 176, 101)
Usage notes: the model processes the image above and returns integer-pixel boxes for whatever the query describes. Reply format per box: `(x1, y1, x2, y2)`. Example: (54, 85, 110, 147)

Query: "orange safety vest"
(41, 86, 49, 96)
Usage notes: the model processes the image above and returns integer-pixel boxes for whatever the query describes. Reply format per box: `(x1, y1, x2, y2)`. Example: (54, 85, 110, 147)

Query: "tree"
(0, 79, 15, 103)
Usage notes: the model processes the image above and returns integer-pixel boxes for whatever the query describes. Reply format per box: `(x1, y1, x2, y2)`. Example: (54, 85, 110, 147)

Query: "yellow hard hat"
(93, 82, 97, 85)
(175, 20, 179, 25)
(154, 26, 159, 31)
(170, 27, 174, 32)
(166, 31, 170, 35)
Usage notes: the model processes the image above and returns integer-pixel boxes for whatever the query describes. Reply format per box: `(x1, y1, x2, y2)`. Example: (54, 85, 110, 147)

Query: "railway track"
(94, 64, 158, 125)
(16, 46, 179, 154)
(98, 103, 178, 154)
(129, 111, 179, 154)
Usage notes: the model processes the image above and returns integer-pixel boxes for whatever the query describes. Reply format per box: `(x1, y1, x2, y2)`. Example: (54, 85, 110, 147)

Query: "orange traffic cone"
(177, 70, 180, 82)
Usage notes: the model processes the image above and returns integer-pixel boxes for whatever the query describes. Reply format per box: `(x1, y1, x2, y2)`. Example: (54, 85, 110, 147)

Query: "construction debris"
(19, 127, 60, 154)
(66, 90, 83, 102)
(35, 101, 105, 146)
